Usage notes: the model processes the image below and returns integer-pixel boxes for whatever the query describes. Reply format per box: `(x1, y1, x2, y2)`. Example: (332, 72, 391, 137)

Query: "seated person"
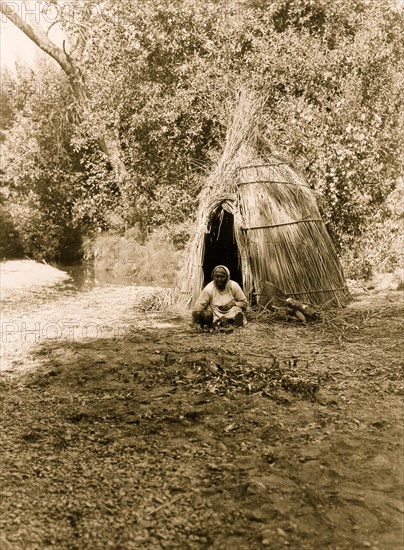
(192, 265, 248, 328)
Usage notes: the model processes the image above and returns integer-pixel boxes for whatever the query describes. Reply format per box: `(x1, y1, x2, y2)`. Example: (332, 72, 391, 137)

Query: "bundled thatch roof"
(178, 91, 349, 307)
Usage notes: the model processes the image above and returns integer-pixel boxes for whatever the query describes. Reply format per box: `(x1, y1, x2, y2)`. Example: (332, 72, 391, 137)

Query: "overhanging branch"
(0, 0, 128, 181)
(1, 0, 70, 73)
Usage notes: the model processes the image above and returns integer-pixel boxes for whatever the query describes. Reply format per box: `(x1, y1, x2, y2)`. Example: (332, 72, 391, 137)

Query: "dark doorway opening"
(202, 207, 243, 288)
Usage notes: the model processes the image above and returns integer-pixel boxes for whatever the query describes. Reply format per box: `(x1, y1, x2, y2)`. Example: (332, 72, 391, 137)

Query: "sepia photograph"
(1, 1, 403, 548)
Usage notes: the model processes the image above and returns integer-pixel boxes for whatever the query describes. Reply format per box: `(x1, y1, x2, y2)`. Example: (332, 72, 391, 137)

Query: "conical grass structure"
(178, 90, 349, 308)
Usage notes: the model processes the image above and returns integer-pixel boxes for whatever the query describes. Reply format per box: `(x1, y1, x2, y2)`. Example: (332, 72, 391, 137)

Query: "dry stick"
(145, 495, 184, 516)
(254, 302, 276, 321)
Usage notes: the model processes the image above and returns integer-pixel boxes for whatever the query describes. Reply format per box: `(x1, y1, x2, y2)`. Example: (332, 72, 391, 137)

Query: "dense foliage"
(1, 0, 403, 274)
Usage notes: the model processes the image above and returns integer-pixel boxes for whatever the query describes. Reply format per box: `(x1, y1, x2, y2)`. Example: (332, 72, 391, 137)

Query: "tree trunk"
(0, 0, 128, 184)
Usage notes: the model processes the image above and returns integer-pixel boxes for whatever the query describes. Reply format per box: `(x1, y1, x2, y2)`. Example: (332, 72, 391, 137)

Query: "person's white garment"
(193, 279, 247, 323)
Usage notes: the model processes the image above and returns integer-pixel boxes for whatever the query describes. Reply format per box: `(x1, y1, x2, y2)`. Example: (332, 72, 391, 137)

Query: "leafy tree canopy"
(1, 0, 403, 261)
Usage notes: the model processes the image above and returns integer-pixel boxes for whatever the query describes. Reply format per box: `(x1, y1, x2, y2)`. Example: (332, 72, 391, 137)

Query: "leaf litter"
(0, 286, 403, 549)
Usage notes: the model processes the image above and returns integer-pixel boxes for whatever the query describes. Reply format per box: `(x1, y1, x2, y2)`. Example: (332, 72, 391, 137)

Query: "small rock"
(125, 414, 140, 424)
(245, 510, 268, 522)
(224, 423, 238, 432)
(261, 529, 272, 546)
(370, 420, 386, 429)
(245, 480, 267, 495)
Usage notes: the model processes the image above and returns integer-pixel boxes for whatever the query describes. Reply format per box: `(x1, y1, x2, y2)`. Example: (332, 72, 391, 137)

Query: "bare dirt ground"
(1, 283, 403, 550)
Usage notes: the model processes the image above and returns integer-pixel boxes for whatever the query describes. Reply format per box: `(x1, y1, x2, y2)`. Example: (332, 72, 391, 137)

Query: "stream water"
(1, 261, 70, 313)
(0, 260, 175, 373)
(0, 260, 134, 315)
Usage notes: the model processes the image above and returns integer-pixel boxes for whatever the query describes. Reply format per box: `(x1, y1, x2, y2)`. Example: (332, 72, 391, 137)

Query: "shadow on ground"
(1, 293, 403, 549)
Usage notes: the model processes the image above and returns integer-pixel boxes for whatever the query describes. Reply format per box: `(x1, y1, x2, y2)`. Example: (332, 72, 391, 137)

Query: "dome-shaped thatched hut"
(178, 92, 349, 308)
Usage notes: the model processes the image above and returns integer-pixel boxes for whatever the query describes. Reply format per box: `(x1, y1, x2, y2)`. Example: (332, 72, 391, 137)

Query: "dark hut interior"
(203, 207, 243, 288)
